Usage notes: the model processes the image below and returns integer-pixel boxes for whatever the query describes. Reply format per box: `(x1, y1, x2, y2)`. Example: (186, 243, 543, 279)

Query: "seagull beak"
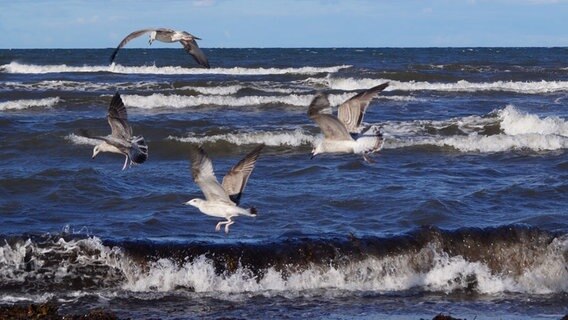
(310, 154, 316, 160)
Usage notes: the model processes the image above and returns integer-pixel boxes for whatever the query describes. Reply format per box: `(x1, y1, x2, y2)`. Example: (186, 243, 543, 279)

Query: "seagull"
(308, 82, 389, 162)
(90, 92, 148, 170)
(186, 145, 264, 233)
(110, 28, 210, 68)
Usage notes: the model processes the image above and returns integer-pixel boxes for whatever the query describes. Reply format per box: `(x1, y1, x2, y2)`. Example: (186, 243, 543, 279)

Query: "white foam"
(1, 62, 349, 75)
(65, 133, 101, 146)
(383, 105, 568, 153)
(1, 236, 566, 295)
(188, 85, 243, 95)
(499, 105, 568, 136)
(120, 243, 568, 295)
(121, 93, 354, 109)
(0, 97, 60, 111)
(2, 80, 167, 92)
(168, 128, 316, 147)
(310, 77, 568, 94)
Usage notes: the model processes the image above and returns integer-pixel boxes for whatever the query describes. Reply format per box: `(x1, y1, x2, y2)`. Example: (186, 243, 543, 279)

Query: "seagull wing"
(180, 38, 210, 68)
(337, 82, 389, 133)
(110, 28, 157, 63)
(107, 92, 132, 141)
(221, 145, 264, 205)
(308, 93, 353, 141)
(189, 146, 233, 204)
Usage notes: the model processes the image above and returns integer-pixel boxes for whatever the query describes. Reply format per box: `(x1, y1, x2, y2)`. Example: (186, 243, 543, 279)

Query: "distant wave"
(307, 77, 568, 94)
(0, 97, 60, 111)
(2, 80, 168, 92)
(0, 226, 565, 295)
(0, 62, 350, 75)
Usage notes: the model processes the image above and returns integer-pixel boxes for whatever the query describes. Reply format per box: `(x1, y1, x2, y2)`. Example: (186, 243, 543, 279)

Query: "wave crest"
(308, 77, 568, 94)
(1, 62, 350, 75)
(168, 129, 316, 147)
(0, 97, 60, 111)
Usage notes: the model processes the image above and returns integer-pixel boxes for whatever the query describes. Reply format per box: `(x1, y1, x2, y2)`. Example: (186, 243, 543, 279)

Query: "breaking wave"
(0, 226, 565, 296)
(167, 105, 568, 153)
(1, 62, 350, 75)
(65, 134, 101, 146)
(168, 128, 316, 147)
(121, 93, 354, 108)
(308, 77, 568, 94)
(0, 97, 60, 111)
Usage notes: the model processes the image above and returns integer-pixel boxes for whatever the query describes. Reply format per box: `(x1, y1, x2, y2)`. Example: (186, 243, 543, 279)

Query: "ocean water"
(0, 48, 567, 319)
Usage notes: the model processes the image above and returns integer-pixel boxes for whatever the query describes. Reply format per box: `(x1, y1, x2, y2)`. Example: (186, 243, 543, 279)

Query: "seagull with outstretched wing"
(110, 28, 209, 68)
(90, 92, 148, 170)
(308, 82, 389, 162)
(186, 145, 264, 233)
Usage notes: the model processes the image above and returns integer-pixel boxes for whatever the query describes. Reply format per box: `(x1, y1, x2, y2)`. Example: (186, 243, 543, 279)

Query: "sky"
(0, 0, 567, 48)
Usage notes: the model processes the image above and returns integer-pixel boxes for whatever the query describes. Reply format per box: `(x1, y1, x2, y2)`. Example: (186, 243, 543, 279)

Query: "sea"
(0, 47, 567, 319)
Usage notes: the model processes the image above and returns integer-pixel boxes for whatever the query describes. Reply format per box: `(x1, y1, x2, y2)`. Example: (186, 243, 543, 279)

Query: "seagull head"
(310, 145, 323, 159)
(185, 198, 203, 208)
(92, 145, 101, 159)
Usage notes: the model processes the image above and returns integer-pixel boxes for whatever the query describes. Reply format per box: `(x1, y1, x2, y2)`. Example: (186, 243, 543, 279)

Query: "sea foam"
(168, 128, 316, 147)
(308, 76, 568, 94)
(3, 235, 565, 295)
(121, 93, 355, 109)
(0, 97, 60, 111)
(1, 62, 350, 75)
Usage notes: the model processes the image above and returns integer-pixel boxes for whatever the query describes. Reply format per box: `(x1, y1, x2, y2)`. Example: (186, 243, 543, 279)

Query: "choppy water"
(0, 48, 567, 319)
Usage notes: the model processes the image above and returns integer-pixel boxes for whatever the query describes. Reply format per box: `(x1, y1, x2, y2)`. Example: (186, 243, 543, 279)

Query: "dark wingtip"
(110, 91, 123, 106)
(109, 52, 117, 64)
(307, 92, 330, 117)
(76, 128, 92, 138)
(250, 207, 258, 216)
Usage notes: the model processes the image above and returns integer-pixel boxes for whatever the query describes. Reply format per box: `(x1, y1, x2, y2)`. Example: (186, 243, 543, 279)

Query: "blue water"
(0, 48, 567, 319)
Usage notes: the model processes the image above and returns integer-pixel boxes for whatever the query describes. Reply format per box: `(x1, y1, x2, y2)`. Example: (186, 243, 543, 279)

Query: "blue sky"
(1, 0, 567, 48)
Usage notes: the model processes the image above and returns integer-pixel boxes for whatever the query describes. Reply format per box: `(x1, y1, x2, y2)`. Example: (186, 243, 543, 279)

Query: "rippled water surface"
(0, 48, 567, 319)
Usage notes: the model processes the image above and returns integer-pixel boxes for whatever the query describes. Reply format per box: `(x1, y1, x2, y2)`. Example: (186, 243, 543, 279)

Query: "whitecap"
(0, 97, 60, 111)
(1, 62, 350, 76)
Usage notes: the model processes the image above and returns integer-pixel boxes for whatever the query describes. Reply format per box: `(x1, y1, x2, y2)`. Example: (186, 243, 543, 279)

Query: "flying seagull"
(308, 82, 389, 162)
(110, 28, 210, 68)
(186, 145, 264, 233)
(90, 92, 148, 170)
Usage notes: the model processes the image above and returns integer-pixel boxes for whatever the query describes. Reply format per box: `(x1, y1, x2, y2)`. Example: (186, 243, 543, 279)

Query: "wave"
(386, 105, 568, 152)
(0, 97, 60, 111)
(1, 62, 350, 75)
(0, 226, 565, 295)
(121, 93, 355, 109)
(65, 134, 101, 146)
(1, 80, 168, 92)
(167, 106, 568, 153)
(168, 128, 316, 147)
(308, 77, 568, 94)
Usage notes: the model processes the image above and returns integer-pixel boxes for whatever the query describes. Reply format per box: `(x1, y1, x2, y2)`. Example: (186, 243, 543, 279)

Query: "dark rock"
(0, 303, 120, 320)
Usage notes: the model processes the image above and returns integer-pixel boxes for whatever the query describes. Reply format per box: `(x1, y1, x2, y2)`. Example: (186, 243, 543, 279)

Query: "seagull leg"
(224, 219, 234, 234)
(362, 154, 375, 163)
(122, 155, 129, 170)
(215, 221, 224, 232)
